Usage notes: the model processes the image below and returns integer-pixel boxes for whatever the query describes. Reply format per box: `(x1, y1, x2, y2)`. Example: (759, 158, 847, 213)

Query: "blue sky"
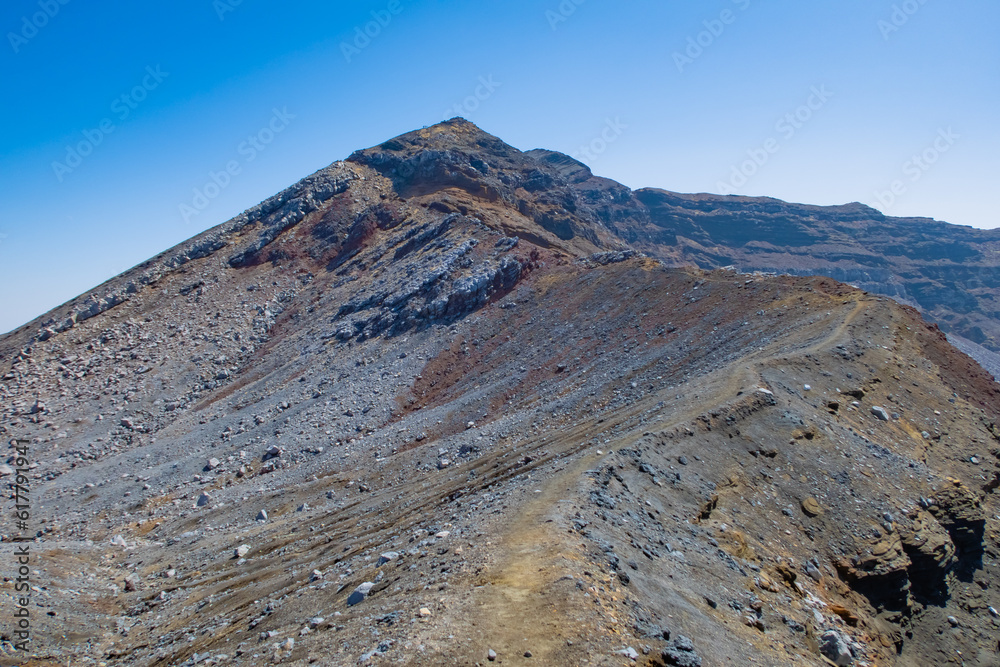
(1, 0, 998, 333)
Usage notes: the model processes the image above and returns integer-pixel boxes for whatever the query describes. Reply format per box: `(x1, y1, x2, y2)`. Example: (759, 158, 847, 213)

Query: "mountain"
(531, 150, 1000, 360)
(2, 119, 999, 666)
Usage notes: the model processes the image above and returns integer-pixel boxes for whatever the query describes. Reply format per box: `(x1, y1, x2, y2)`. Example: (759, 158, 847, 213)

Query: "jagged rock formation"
(522, 150, 1000, 361)
(1, 119, 999, 666)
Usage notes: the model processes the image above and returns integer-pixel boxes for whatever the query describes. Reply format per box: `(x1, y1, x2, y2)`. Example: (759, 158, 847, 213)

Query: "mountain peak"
(5, 119, 1000, 667)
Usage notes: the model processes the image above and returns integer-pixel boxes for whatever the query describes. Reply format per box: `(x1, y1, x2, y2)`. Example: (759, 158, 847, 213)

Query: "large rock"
(347, 582, 375, 606)
(819, 629, 853, 666)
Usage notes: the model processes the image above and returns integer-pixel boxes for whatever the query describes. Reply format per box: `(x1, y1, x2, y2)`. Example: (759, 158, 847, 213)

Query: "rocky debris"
(235, 545, 251, 559)
(819, 629, 854, 666)
(871, 406, 890, 421)
(661, 636, 702, 667)
(196, 492, 211, 507)
(256, 509, 268, 522)
(205, 457, 220, 471)
(487, 648, 497, 661)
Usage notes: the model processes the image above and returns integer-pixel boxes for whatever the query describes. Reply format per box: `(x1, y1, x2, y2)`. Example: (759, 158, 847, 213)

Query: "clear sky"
(1, 0, 998, 334)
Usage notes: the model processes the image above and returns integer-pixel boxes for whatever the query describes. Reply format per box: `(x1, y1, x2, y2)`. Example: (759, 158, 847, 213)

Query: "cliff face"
(2, 120, 999, 667)
(630, 187, 1000, 352)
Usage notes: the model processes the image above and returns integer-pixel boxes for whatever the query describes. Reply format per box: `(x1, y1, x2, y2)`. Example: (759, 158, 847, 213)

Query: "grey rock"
(819, 630, 853, 666)
(662, 636, 701, 667)
(348, 582, 375, 606)
(871, 406, 890, 421)
(377, 551, 400, 566)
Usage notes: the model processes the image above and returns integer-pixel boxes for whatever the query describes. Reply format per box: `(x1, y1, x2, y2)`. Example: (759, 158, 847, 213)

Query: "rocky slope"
(1, 119, 999, 666)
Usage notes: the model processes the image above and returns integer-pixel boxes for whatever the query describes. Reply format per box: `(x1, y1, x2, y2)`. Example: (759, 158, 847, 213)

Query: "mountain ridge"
(9, 118, 1000, 368)
(3, 119, 1000, 665)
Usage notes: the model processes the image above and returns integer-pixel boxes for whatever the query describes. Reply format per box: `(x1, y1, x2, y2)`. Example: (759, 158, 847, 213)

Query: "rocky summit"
(2, 119, 999, 666)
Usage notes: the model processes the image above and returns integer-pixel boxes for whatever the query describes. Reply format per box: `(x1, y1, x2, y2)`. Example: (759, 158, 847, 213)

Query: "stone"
(487, 649, 497, 661)
(123, 574, 141, 592)
(111, 534, 128, 547)
(662, 635, 701, 667)
(256, 509, 268, 521)
(197, 492, 211, 507)
(377, 551, 400, 566)
(0, 464, 13, 477)
(206, 458, 221, 470)
(419, 607, 432, 617)
(871, 406, 890, 421)
(235, 544, 251, 558)
(347, 582, 374, 606)
(819, 629, 852, 666)
(801, 497, 823, 516)
(617, 647, 639, 660)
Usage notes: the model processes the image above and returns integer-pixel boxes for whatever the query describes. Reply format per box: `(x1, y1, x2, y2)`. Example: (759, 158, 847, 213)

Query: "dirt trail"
(443, 295, 870, 665)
